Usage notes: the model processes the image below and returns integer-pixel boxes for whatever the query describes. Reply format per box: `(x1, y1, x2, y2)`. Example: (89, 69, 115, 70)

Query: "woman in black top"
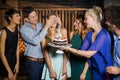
(0, 9, 20, 80)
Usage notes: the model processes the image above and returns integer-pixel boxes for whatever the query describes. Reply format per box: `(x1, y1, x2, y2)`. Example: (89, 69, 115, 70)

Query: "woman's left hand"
(14, 64, 19, 74)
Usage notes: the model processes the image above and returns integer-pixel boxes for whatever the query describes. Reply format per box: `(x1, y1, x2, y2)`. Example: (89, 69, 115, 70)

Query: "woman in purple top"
(62, 6, 113, 80)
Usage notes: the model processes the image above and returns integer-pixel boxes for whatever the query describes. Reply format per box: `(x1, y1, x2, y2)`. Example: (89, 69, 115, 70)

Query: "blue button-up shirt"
(113, 34, 120, 80)
(20, 22, 47, 58)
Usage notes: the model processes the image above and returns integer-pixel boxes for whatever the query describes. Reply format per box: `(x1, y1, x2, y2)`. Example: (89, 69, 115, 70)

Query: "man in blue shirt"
(20, 6, 54, 80)
(105, 5, 120, 80)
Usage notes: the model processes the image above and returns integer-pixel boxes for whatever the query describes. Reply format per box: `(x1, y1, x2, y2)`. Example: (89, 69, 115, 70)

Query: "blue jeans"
(26, 59, 44, 80)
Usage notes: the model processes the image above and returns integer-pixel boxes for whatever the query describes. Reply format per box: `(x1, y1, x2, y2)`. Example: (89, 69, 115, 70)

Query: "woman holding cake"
(62, 6, 113, 80)
(41, 12, 71, 80)
(69, 14, 91, 80)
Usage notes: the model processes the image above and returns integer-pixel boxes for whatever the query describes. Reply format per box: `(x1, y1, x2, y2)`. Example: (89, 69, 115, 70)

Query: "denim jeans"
(26, 59, 44, 80)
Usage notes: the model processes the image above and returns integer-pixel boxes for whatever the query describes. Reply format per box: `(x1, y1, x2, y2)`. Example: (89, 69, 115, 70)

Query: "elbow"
(86, 54, 92, 58)
(86, 51, 96, 58)
(0, 54, 5, 60)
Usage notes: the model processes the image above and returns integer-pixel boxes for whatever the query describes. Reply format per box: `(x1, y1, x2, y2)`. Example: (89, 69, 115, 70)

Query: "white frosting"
(54, 37, 67, 42)
(56, 49, 64, 54)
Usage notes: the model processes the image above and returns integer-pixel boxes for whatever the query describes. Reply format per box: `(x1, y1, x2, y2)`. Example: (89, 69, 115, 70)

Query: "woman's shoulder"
(100, 29, 110, 36)
(0, 28, 7, 37)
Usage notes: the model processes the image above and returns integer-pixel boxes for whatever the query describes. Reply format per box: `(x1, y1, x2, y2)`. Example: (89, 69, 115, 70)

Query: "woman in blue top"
(62, 6, 113, 80)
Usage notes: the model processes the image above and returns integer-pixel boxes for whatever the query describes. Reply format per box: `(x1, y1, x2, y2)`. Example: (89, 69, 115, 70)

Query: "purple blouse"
(81, 29, 113, 75)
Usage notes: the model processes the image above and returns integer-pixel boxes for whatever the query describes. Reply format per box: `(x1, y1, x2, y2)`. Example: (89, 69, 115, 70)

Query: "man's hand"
(44, 18, 55, 30)
(106, 66, 120, 75)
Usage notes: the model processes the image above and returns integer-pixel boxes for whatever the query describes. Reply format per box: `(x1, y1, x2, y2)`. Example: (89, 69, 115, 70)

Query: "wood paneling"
(0, 9, 7, 28)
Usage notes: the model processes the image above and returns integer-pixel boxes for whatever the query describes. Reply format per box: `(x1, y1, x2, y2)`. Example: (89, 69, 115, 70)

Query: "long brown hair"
(73, 15, 90, 39)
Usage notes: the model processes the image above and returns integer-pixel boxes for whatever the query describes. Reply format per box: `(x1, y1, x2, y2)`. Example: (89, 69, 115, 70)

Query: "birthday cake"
(52, 36, 68, 46)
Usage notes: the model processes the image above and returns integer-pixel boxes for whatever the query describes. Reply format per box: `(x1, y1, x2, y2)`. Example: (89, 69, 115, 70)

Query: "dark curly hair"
(22, 6, 35, 19)
(105, 5, 120, 29)
(4, 9, 20, 24)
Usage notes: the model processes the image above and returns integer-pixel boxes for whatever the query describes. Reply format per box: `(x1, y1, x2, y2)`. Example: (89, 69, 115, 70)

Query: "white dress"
(41, 47, 71, 80)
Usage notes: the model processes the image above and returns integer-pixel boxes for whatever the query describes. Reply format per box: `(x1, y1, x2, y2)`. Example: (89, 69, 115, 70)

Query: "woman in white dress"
(41, 12, 71, 80)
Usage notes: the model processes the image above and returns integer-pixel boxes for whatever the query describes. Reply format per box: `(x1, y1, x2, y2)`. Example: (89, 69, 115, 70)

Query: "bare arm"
(41, 39, 56, 78)
(0, 30, 13, 74)
(65, 47, 97, 58)
(14, 32, 20, 74)
(62, 53, 68, 77)
(80, 62, 89, 79)
(82, 62, 89, 74)
(61, 28, 68, 75)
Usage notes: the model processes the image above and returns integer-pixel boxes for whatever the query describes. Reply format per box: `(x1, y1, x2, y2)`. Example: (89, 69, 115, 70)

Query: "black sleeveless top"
(0, 26, 18, 77)
(4, 26, 18, 60)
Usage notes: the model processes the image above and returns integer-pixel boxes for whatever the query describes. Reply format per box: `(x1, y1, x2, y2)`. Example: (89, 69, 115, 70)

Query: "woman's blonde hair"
(86, 6, 103, 22)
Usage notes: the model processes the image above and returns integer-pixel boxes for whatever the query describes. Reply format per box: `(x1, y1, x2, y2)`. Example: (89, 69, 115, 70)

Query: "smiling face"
(49, 15, 57, 28)
(74, 19, 82, 30)
(27, 11, 38, 25)
(84, 6, 103, 29)
(84, 12, 94, 28)
(10, 13, 21, 25)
